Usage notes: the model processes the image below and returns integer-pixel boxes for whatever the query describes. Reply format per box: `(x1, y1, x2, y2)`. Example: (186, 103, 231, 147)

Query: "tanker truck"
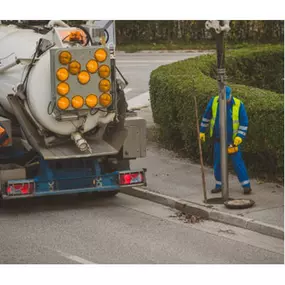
(0, 20, 147, 200)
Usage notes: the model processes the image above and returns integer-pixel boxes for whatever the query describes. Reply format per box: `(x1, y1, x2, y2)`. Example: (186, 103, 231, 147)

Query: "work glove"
(234, 137, 243, 146)
(200, 132, 206, 143)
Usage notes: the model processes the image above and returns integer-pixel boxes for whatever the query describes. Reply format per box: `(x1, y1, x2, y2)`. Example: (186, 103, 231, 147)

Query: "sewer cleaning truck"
(0, 20, 146, 200)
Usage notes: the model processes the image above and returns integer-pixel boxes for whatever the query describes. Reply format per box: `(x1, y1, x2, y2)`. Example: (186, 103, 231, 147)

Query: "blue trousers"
(214, 142, 251, 189)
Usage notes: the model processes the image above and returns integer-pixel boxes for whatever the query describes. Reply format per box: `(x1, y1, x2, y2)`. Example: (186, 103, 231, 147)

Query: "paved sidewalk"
(130, 106, 284, 232)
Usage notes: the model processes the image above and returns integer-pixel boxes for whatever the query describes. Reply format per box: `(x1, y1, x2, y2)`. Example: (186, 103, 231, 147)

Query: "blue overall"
(200, 95, 251, 190)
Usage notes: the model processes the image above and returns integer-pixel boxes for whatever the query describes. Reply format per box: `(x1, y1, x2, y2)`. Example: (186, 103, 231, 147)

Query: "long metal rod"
(216, 29, 229, 201)
(110, 47, 118, 114)
(194, 96, 207, 203)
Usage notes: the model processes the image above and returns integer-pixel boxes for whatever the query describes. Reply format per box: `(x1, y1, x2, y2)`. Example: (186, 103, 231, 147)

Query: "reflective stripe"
(233, 130, 238, 134)
(201, 123, 209, 127)
(241, 180, 250, 186)
(233, 120, 239, 124)
(239, 126, 248, 131)
(216, 181, 222, 185)
(238, 130, 246, 136)
(202, 118, 210, 122)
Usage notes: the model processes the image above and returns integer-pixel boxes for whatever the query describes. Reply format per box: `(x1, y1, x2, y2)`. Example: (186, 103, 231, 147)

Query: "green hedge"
(149, 45, 284, 180)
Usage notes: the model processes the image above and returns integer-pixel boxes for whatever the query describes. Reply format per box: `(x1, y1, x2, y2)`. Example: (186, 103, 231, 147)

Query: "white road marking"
(53, 248, 95, 264)
(127, 91, 150, 109)
(124, 88, 132, 94)
(117, 64, 150, 67)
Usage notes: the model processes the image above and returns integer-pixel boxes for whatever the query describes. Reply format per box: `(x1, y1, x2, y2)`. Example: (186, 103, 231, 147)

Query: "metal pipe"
(109, 45, 118, 115)
(46, 20, 69, 28)
(218, 71, 229, 201)
(71, 132, 92, 153)
(7, 94, 42, 153)
(0, 58, 20, 73)
(216, 26, 229, 201)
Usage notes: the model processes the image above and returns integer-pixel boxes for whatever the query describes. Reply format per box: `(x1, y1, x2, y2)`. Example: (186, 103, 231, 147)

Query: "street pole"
(205, 20, 231, 201)
(216, 29, 229, 201)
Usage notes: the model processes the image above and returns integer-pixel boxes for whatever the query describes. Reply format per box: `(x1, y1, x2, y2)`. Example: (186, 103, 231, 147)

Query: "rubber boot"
(211, 188, 222, 194)
(243, 187, 252, 195)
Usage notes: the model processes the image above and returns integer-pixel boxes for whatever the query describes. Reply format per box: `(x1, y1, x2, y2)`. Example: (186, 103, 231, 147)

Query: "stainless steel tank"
(0, 24, 114, 136)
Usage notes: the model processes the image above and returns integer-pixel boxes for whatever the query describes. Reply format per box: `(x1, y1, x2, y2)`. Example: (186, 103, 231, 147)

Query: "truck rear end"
(0, 20, 147, 200)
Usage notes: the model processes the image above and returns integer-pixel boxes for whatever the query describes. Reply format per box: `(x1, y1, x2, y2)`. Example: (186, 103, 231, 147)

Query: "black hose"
(116, 66, 128, 86)
(104, 29, 110, 44)
(22, 39, 42, 93)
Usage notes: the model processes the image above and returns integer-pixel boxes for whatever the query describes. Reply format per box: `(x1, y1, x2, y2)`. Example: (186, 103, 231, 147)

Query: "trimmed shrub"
(149, 45, 284, 179)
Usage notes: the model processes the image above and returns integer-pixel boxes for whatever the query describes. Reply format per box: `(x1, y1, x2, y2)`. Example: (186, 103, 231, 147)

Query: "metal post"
(216, 25, 229, 201)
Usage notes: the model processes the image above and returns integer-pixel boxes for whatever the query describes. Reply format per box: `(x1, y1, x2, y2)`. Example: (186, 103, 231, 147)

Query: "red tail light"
(6, 181, 35, 196)
(119, 172, 144, 186)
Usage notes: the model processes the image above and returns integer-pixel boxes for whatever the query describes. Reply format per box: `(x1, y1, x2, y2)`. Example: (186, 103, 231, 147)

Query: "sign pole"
(205, 20, 231, 201)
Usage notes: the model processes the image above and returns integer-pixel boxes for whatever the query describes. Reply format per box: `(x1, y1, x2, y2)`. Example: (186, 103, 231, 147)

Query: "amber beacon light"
(59, 51, 72, 65)
(86, 94, 98, 108)
(86, 60, 99, 74)
(94, 49, 107, 62)
(57, 97, 70, 110)
(98, 65, 110, 78)
(57, 82, 70, 96)
(99, 79, 111, 92)
(69, 61, 81, 75)
(99, 93, 112, 107)
(56, 68, 69, 81)
(72, 95, 84, 109)
(78, 71, 90, 84)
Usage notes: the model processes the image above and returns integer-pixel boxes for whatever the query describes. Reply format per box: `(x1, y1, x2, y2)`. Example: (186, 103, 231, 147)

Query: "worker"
(0, 124, 10, 147)
(199, 86, 252, 194)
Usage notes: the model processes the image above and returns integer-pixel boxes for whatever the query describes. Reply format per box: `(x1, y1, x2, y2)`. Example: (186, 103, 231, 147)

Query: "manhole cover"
(224, 199, 255, 209)
(206, 197, 233, 204)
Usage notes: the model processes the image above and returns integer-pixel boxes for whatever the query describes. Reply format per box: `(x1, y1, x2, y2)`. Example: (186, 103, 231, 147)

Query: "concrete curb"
(121, 187, 284, 240)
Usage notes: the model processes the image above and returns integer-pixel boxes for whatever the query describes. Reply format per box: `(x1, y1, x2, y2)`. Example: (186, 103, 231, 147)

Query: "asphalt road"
(116, 51, 209, 101)
(0, 193, 283, 264)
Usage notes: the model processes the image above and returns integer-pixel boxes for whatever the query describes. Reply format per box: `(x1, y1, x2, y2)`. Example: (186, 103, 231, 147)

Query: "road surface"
(116, 51, 210, 108)
(0, 193, 283, 264)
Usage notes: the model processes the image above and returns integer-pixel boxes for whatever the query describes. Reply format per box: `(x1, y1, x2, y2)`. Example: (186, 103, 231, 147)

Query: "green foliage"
(63, 20, 284, 48)
(115, 20, 284, 45)
(149, 45, 284, 179)
(224, 45, 284, 93)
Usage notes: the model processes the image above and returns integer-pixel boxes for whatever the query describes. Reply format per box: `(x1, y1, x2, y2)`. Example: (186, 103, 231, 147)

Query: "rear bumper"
(1, 186, 120, 200)
(1, 169, 147, 200)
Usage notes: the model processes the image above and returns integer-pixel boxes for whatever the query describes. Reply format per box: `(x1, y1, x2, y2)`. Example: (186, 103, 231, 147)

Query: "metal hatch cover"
(224, 199, 255, 209)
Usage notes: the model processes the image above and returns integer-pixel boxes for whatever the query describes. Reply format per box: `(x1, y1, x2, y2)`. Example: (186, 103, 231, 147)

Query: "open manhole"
(205, 197, 255, 209)
(224, 199, 255, 209)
